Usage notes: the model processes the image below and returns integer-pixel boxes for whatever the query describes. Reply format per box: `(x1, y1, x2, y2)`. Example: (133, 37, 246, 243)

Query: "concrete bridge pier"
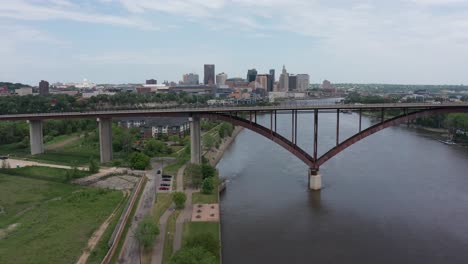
(98, 118, 113, 163)
(309, 168, 322, 191)
(29, 120, 44, 155)
(190, 116, 201, 164)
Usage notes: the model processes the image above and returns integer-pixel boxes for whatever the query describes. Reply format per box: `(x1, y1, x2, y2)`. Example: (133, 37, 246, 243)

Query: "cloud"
(0, 0, 158, 30)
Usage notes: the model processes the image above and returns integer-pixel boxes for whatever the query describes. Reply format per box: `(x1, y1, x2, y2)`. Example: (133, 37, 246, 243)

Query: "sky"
(1, 0, 468, 85)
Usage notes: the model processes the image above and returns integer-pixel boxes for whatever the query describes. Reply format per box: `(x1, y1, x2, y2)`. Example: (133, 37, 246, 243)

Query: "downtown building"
(146, 79, 157, 85)
(216, 72, 228, 86)
(296, 74, 310, 91)
(39, 80, 50, 96)
(182, 73, 199, 85)
(204, 64, 215, 85)
(268, 69, 275, 92)
(279, 65, 289, 92)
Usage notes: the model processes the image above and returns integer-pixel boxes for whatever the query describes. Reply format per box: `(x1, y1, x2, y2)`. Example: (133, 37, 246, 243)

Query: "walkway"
(173, 165, 196, 252)
(151, 206, 174, 264)
(118, 170, 159, 264)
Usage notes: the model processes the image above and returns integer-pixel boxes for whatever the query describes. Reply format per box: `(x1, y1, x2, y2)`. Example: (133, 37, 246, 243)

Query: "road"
(117, 159, 165, 264)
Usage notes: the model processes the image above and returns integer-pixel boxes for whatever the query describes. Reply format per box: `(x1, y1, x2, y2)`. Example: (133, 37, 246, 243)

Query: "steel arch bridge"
(1, 103, 468, 189)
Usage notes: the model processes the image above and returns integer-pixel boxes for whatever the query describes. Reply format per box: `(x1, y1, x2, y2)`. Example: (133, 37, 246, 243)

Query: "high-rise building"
(247, 69, 258, 83)
(255, 74, 269, 90)
(296, 74, 310, 91)
(268, 69, 275, 92)
(39, 80, 49, 95)
(279, 65, 289, 92)
(216, 72, 228, 85)
(182, 73, 199, 85)
(204, 64, 215, 85)
(289, 74, 297, 91)
(146, 79, 157, 85)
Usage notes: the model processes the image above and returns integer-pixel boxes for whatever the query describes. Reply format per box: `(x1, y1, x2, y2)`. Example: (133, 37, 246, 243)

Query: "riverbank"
(204, 126, 244, 167)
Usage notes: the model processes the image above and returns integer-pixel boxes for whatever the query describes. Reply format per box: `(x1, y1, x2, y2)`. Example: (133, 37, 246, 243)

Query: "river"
(217, 105, 468, 264)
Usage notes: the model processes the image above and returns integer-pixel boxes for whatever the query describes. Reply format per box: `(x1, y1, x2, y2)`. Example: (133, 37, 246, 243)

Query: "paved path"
(151, 206, 174, 264)
(173, 164, 196, 252)
(118, 167, 160, 264)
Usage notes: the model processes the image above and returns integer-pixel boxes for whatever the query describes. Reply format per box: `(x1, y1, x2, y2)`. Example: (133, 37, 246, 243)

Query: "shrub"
(184, 233, 219, 258)
(201, 164, 216, 179)
(173, 192, 186, 209)
(134, 216, 160, 248)
(201, 178, 214, 194)
(129, 152, 150, 170)
(88, 159, 100, 173)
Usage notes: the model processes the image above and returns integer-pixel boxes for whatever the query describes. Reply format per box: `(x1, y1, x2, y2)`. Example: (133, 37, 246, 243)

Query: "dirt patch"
(45, 136, 80, 151)
(91, 175, 139, 190)
(0, 223, 20, 240)
(191, 204, 219, 222)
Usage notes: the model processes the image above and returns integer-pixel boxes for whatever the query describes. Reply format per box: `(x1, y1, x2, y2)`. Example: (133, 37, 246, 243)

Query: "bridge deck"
(1, 103, 467, 121)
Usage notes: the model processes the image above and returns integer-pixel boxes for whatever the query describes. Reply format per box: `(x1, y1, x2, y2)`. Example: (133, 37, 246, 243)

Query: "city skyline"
(2, 0, 468, 85)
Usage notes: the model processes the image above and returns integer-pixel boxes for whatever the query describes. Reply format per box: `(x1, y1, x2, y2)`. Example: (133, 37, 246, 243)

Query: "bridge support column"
(98, 118, 113, 163)
(190, 116, 201, 164)
(29, 120, 44, 155)
(309, 168, 322, 191)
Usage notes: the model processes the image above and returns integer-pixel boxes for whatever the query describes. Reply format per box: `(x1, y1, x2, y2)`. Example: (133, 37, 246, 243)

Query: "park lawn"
(0, 166, 90, 183)
(181, 222, 220, 260)
(162, 210, 181, 264)
(0, 173, 123, 264)
(87, 193, 128, 264)
(44, 133, 78, 145)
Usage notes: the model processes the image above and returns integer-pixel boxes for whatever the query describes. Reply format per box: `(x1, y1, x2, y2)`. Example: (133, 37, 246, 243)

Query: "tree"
(88, 159, 100, 173)
(173, 192, 186, 209)
(201, 178, 215, 194)
(169, 247, 217, 264)
(201, 164, 216, 179)
(184, 233, 220, 258)
(129, 152, 150, 170)
(134, 216, 160, 249)
(203, 134, 216, 150)
(1, 159, 10, 169)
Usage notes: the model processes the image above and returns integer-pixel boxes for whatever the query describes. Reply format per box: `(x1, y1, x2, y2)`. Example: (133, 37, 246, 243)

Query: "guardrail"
(101, 175, 146, 264)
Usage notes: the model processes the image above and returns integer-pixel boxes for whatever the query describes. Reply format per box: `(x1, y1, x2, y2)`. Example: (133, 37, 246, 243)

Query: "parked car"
(159, 187, 169, 191)
(162, 175, 172, 179)
(161, 183, 171, 187)
(157, 169, 161, 174)
(162, 178, 171, 182)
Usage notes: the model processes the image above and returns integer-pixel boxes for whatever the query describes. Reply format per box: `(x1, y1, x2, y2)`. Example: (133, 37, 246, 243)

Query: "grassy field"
(0, 166, 90, 183)
(162, 210, 181, 264)
(86, 193, 128, 264)
(0, 136, 100, 166)
(0, 172, 123, 264)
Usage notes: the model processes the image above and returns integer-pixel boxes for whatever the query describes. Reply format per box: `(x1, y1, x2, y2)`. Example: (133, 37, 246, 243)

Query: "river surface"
(217, 104, 468, 264)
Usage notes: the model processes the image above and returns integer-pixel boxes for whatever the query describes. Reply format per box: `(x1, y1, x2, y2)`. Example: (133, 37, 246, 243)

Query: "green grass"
(192, 191, 218, 204)
(0, 173, 123, 264)
(0, 166, 90, 183)
(86, 192, 128, 264)
(153, 193, 173, 222)
(181, 222, 220, 260)
(162, 210, 181, 264)
(44, 133, 78, 145)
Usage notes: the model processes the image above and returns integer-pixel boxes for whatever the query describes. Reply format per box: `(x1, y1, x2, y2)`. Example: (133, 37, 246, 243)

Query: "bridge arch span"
(317, 107, 468, 167)
(200, 113, 315, 168)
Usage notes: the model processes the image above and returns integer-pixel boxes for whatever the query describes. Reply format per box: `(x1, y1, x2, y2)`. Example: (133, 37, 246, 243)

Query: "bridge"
(1, 102, 468, 190)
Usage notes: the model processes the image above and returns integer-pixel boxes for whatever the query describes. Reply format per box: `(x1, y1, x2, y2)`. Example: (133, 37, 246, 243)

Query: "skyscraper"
(183, 73, 199, 85)
(296, 74, 310, 91)
(216, 72, 228, 85)
(204, 64, 215, 85)
(247, 69, 258, 83)
(268, 69, 275, 92)
(279, 65, 289, 92)
(289, 74, 297, 91)
(255, 74, 269, 90)
(39, 80, 49, 95)
(146, 79, 157, 85)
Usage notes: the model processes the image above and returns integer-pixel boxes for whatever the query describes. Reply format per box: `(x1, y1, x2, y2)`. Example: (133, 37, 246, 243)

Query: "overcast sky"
(1, 0, 468, 85)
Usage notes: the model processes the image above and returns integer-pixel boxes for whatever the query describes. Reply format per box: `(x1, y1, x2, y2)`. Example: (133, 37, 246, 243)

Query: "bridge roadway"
(0, 102, 467, 121)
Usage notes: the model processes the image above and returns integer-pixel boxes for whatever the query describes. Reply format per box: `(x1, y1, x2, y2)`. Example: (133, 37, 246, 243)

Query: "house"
(118, 117, 190, 138)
